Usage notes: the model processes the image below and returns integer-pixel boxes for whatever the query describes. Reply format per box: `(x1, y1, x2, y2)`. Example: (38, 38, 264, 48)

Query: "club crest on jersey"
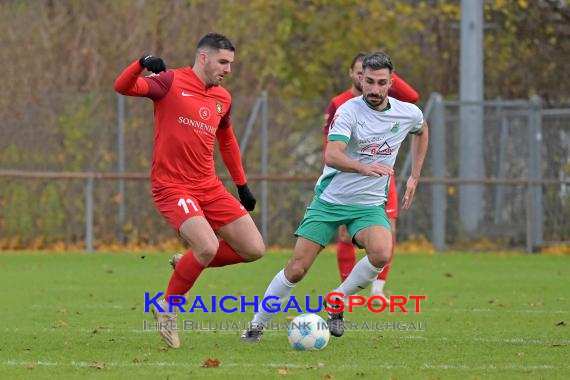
(216, 102, 223, 115)
(391, 122, 400, 133)
(199, 106, 211, 121)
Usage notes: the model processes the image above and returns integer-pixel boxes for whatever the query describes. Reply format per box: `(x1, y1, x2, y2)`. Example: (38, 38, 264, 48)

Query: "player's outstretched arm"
(389, 72, 420, 103)
(402, 121, 429, 209)
(114, 56, 167, 97)
(325, 141, 394, 177)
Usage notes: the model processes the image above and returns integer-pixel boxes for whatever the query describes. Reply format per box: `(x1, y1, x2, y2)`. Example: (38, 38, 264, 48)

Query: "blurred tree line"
(1, 0, 569, 248)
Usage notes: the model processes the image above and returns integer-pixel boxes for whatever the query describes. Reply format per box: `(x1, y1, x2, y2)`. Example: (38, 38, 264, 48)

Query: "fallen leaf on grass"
(202, 358, 220, 368)
(89, 362, 107, 370)
(27, 363, 35, 370)
(278, 368, 289, 375)
(444, 272, 454, 278)
(555, 320, 566, 326)
(51, 320, 67, 328)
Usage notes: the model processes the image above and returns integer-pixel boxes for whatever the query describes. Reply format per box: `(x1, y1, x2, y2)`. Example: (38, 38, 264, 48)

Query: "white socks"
(372, 279, 386, 292)
(252, 269, 296, 324)
(335, 256, 383, 297)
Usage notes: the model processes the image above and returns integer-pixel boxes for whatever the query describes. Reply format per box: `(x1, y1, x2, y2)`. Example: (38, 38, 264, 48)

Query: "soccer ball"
(287, 313, 330, 351)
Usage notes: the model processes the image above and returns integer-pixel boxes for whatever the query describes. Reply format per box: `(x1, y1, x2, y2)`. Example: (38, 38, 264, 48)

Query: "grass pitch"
(0, 251, 568, 379)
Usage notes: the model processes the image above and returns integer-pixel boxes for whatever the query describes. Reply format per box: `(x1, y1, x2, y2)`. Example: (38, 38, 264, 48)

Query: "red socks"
(208, 240, 246, 268)
(336, 240, 356, 282)
(165, 241, 245, 303)
(165, 249, 205, 303)
(378, 260, 391, 280)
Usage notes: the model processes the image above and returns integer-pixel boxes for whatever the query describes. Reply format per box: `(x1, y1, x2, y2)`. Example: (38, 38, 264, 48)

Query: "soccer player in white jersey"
(241, 52, 429, 342)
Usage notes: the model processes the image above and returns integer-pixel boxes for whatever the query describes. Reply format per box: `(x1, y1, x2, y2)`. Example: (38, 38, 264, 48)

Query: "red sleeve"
(216, 124, 247, 186)
(218, 106, 232, 130)
(324, 101, 337, 135)
(389, 72, 420, 103)
(114, 59, 173, 100)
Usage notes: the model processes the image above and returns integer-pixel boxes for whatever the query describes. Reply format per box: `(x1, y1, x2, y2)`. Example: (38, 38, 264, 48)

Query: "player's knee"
(338, 232, 352, 243)
(338, 227, 351, 242)
(195, 241, 220, 262)
(243, 240, 266, 262)
(284, 261, 307, 283)
(366, 244, 392, 268)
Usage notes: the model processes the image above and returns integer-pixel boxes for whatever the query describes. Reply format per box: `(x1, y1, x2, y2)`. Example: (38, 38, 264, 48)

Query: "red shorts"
(386, 176, 398, 219)
(152, 184, 248, 233)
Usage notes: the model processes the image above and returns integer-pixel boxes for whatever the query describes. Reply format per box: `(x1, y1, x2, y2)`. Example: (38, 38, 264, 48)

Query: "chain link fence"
(1, 92, 569, 251)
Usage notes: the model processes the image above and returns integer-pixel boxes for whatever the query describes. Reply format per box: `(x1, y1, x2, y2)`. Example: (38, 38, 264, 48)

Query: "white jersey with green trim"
(316, 95, 424, 207)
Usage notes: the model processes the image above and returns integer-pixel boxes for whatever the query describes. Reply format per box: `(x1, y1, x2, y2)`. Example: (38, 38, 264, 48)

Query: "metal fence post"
(527, 95, 543, 253)
(260, 91, 269, 244)
(459, 0, 485, 233)
(494, 102, 508, 224)
(117, 94, 126, 244)
(239, 96, 262, 154)
(430, 93, 446, 251)
(85, 176, 94, 253)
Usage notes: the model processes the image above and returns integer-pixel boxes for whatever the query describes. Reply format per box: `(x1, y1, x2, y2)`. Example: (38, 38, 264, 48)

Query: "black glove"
(237, 184, 256, 211)
(139, 55, 166, 74)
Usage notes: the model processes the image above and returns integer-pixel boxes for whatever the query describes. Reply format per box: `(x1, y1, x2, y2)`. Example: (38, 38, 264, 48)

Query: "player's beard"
(204, 64, 223, 87)
(365, 93, 385, 107)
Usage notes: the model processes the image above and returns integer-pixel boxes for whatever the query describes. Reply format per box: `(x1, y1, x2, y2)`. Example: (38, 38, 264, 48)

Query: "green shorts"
(294, 197, 390, 248)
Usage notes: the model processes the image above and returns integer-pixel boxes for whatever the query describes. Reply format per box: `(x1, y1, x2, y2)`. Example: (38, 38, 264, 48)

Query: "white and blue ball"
(287, 313, 330, 351)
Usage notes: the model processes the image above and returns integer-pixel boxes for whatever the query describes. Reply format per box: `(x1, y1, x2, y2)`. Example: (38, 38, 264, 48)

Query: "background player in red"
(114, 33, 265, 349)
(323, 52, 420, 303)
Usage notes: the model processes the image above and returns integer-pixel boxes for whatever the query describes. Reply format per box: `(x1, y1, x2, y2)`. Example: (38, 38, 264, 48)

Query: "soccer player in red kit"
(323, 52, 419, 304)
(114, 33, 265, 348)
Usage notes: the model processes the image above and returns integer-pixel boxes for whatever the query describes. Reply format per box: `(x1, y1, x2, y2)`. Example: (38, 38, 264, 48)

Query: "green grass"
(0, 251, 568, 379)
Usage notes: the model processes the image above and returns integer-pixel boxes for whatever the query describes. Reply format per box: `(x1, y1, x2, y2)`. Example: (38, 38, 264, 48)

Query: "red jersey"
(114, 60, 246, 192)
(323, 72, 420, 135)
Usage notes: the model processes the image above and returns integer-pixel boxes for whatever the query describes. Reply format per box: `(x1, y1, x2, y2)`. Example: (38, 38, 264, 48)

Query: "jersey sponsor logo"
(360, 141, 393, 156)
(181, 91, 194, 97)
(216, 102, 223, 115)
(199, 106, 211, 121)
(178, 116, 216, 135)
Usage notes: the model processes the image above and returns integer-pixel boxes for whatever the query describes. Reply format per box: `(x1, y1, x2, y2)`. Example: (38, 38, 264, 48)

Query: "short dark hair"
(350, 52, 367, 69)
(362, 52, 394, 73)
(197, 32, 235, 52)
